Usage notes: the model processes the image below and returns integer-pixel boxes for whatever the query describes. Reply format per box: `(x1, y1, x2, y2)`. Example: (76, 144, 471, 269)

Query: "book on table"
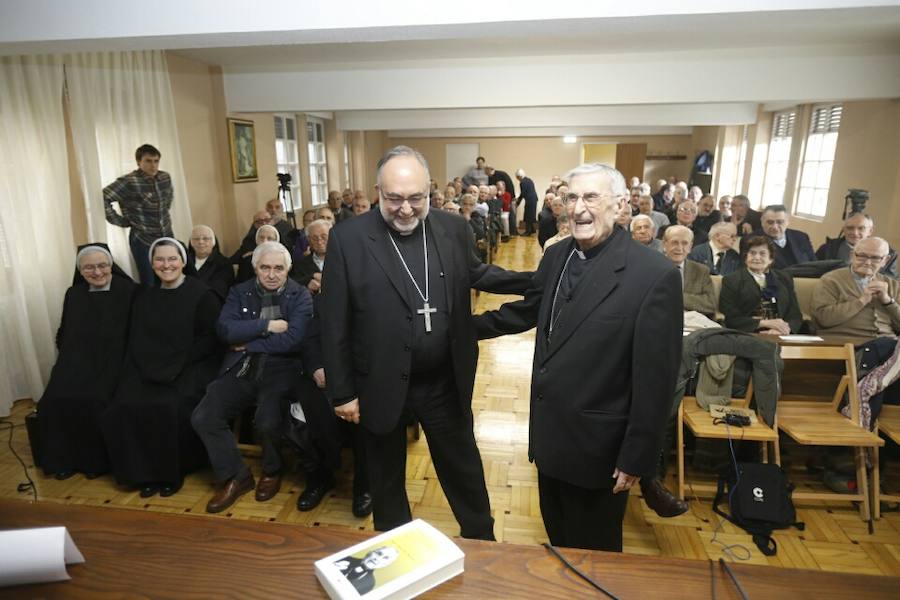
(315, 519, 465, 600)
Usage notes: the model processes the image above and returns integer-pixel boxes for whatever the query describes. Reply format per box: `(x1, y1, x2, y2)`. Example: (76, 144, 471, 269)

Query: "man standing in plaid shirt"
(103, 144, 174, 285)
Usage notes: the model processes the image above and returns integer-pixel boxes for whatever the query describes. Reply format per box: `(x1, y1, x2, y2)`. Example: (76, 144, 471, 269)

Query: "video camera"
(277, 172, 292, 192)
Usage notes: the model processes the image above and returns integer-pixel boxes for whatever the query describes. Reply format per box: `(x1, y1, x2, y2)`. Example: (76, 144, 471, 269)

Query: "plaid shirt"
(103, 169, 174, 246)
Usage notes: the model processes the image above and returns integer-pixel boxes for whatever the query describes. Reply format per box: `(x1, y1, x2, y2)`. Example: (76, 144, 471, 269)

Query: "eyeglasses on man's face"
(564, 192, 620, 207)
(853, 252, 886, 264)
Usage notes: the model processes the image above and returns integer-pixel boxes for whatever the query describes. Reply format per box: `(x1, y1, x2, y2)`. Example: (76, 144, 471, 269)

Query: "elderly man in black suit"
(475, 163, 683, 552)
(319, 145, 530, 540)
(749, 204, 816, 269)
(730, 194, 762, 236)
(816, 212, 898, 277)
(291, 218, 331, 293)
(688, 221, 742, 276)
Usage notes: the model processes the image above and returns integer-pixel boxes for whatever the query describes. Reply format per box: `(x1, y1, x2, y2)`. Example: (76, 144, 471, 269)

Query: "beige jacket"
(811, 268, 900, 343)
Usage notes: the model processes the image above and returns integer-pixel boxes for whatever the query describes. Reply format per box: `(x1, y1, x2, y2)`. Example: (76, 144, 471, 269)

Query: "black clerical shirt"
(387, 217, 451, 374)
(551, 227, 621, 341)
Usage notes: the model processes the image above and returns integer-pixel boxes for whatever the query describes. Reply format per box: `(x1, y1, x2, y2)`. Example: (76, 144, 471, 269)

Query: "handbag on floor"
(712, 462, 804, 556)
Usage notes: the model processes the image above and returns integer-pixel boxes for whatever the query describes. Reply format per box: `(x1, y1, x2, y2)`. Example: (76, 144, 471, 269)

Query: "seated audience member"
(452, 177, 463, 196)
(542, 213, 570, 253)
(460, 193, 487, 259)
(629, 186, 642, 215)
(688, 185, 703, 203)
(185, 225, 234, 302)
(538, 195, 565, 249)
(673, 181, 688, 204)
(230, 210, 272, 264)
(445, 184, 458, 203)
(316, 206, 336, 225)
(811, 236, 900, 343)
(660, 200, 709, 246)
(694, 194, 722, 234)
(192, 241, 313, 513)
(430, 189, 445, 209)
(328, 190, 353, 223)
(730, 194, 761, 236)
(474, 185, 490, 218)
(38, 244, 137, 480)
(302, 209, 317, 229)
(663, 225, 717, 318)
(497, 180, 515, 238)
(291, 219, 331, 292)
(629, 176, 640, 189)
(631, 214, 664, 253)
(719, 234, 803, 335)
(102, 238, 221, 497)
(816, 213, 898, 277)
(341, 189, 354, 211)
(615, 201, 632, 230)
(751, 204, 815, 269)
(444, 201, 460, 214)
(236, 224, 280, 283)
(637, 194, 670, 233)
(688, 221, 741, 276)
(652, 183, 674, 215)
(718, 195, 733, 221)
(266, 198, 295, 241)
(289, 212, 315, 264)
(352, 194, 371, 215)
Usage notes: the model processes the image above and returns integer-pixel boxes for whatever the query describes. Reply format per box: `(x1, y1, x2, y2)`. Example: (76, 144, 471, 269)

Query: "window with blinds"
(274, 115, 301, 212)
(307, 117, 328, 205)
(796, 104, 842, 218)
(761, 110, 796, 206)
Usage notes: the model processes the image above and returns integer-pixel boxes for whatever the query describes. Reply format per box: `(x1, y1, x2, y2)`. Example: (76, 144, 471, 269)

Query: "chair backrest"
(778, 342, 860, 422)
(710, 274, 723, 305)
(792, 277, 818, 325)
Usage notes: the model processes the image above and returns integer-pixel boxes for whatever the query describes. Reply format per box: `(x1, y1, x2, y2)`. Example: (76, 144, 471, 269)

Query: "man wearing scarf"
(192, 241, 313, 513)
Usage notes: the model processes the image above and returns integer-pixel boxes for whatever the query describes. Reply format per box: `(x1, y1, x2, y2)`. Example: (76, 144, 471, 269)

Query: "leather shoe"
(54, 470, 75, 481)
(297, 478, 334, 511)
(206, 475, 255, 514)
(352, 492, 373, 518)
(255, 473, 282, 502)
(640, 478, 689, 517)
(139, 484, 160, 498)
(160, 481, 183, 498)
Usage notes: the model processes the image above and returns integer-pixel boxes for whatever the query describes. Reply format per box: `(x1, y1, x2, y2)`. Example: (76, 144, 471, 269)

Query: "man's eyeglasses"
(564, 192, 620, 207)
(381, 192, 428, 206)
(853, 253, 886, 263)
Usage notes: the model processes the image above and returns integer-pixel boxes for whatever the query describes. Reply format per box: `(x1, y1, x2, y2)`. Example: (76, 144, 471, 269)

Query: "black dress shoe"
(640, 478, 689, 518)
(297, 478, 334, 511)
(139, 484, 160, 498)
(84, 472, 102, 480)
(352, 492, 373, 518)
(159, 481, 183, 497)
(54, 470, 76, 481)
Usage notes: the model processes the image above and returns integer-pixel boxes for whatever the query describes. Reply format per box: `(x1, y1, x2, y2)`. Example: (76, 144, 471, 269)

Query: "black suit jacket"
(688, 242, 742, 276)
(290, 253, 322, 287)
(735, 208, 762, 235)
(719, 268, 803, 333)
(185, 248, 234, 302)
(538, 214, 558, 248)
(474, 229, 683, 488)
(488, 170, 516, 200)
(741, 229, 815, 270)
(319, 210, 531, 435)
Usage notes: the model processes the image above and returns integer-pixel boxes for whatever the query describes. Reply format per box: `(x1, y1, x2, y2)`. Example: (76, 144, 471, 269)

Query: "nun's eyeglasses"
(81, 263, 110, 272)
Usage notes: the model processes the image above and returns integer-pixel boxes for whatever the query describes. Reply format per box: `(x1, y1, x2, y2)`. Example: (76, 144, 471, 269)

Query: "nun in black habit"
(102, 238, 223, 497)
(37, 243, 137, 480)
(184, 224, 234, 302)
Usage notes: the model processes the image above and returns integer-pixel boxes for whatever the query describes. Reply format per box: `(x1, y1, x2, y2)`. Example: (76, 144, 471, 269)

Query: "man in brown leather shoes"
(192, 242, 313, 514)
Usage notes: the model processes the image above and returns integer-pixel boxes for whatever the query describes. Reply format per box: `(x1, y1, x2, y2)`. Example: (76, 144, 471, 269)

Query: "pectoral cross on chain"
(418, 301, 437, 333)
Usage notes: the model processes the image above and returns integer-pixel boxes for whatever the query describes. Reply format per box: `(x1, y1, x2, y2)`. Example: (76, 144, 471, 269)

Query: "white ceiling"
(3, 1, 899, 137)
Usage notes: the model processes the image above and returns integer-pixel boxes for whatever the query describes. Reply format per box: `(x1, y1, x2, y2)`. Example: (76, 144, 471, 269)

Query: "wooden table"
(2, 499, 898, 599)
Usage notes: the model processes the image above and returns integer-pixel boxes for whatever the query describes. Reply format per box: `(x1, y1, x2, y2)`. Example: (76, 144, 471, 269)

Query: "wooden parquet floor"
(3, 235, 900, 577)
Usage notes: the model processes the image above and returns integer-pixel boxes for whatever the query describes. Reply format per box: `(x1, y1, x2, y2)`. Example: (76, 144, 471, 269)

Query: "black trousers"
(538, 471, 630, 552)
(191, 362, 298, 482)
(362, 374, 495, 540)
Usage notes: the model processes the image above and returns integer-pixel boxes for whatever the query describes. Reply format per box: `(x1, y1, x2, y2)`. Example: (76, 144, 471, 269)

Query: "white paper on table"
(779, 335, 825, 342)
(0, 527, 85, 587)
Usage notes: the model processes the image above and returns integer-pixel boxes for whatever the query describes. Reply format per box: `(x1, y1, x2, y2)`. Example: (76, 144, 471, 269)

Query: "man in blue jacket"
(192, 241, 313, 513)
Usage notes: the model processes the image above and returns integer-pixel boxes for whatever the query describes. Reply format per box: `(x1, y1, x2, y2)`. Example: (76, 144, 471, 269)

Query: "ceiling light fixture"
(563, 135, 577, 144)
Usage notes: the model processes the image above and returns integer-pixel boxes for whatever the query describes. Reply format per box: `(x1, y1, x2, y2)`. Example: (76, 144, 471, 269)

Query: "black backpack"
(713, 462, 804, 556)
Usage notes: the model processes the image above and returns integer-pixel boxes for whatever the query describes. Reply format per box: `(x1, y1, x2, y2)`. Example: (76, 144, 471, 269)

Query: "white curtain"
(0, 55, 74, 416)
(66, 51, 192, 277)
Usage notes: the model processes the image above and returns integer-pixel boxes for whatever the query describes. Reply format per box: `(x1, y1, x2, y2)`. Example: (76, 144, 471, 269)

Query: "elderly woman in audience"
(237, 224, 280, 283)
(719, 234, 803, 335)
(37, 244, 137, 480)
(459, 193, 488, 262)
(430, 189, 445, 209)
(631, 214, 663, 253)
(185, 224, 234, 302)
(445, 184, 458, 204)
(102, 238, 222, 497)
(543, 212, 570, 253)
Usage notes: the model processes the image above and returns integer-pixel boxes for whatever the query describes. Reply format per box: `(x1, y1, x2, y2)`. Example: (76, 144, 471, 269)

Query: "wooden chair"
(776, 343, 884, 521)
(677, 379, 781, 500)
(792, 277, 818, 328)
(710, 275, 725, 322)
(873, 405, 900, 519)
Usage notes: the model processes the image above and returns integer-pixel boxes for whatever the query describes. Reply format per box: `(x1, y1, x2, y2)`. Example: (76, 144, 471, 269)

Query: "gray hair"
(631, 214, 656, 233)
(251, 241, 292, 270)
(255, 224, 280, 244)
(306, 218, 332, 236)
(709, 221, 737, 238)
(515, 168, 525, 177)
(639, 182, 651, 196)
(562, 163, 628, 198)
(663, 224, 694, 242)
(376, 145, 431, 187)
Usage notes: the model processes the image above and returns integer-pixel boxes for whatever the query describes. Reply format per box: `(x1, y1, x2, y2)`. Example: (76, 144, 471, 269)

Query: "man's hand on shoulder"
(267, 319, 289, 333)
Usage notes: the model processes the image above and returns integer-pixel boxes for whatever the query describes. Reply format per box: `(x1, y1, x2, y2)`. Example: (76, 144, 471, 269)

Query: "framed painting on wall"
(228, 118, 259, 182)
